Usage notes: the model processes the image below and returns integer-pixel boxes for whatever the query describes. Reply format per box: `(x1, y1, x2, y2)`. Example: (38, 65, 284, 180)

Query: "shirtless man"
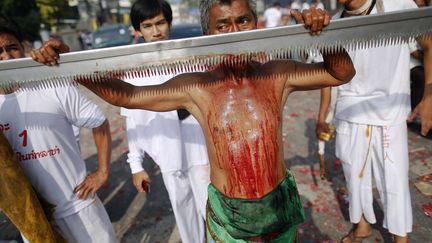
(35, 0, 355, 241)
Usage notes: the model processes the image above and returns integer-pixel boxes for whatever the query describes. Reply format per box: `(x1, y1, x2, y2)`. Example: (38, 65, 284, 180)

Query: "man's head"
(273, 1, 281, 9)
(338, 0, 366, 9)
(414, 0, 428, 7)
(130, 0, 172, 42)
(0, 15, 25, 60)
(200, 0, 257, 35)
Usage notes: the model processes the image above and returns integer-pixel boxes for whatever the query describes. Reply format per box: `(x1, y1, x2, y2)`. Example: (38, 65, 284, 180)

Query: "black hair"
(130, 0, 173, 31)
(0, 14, 23, 42)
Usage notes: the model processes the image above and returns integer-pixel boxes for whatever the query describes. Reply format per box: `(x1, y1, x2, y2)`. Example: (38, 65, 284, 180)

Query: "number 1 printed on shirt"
(19, 129, 27, 147)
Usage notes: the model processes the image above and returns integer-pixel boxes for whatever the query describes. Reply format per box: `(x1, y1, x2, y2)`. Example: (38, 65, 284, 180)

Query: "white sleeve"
(58, 86, 106, 129)
(409, 41, 419, 53)
(120, 107, 129, 117)
(126, 116, 145, 174)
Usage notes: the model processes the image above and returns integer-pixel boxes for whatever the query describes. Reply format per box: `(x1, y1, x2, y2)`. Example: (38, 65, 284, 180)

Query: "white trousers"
(335, 120, 412, 237)
(162, 164, 210, 243)
(22, 197, 117, 243)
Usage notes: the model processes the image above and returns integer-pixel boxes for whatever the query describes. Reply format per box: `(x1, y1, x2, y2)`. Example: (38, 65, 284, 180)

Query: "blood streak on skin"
(206, 73, 281, 198)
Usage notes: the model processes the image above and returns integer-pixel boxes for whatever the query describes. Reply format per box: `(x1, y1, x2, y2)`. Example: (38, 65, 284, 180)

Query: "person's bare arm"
(77, 72, 209, 112)
(74, 119, 111, 199)
(287, 49, 355, 91)
(266, 49, 353, 92)
(287, 7, 355, 90)
(316, 87, 332, 140)
(408, 36, 432, 136)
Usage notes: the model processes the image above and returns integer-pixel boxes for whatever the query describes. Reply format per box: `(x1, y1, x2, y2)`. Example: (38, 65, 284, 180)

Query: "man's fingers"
(29, 50, 37, 60)
(309, 8, 318, 34)
(78, 185, 92, 199)
(43, 46, 60, 65)
(407, 110, 418, 122)
(31, 50, 46, 63)
(40, 48, 57, 66)
(421, 124, 431, 136)
(90, 189, 97, 199)
(80, 188, 90, 199)
(323, 11, 331, 27)
(316, 9, 325, 34)
(74, 181, 85, 193)
(303, 9, 312, 27)
(290, 10, 304, 24)
(134, 183, 144, 192)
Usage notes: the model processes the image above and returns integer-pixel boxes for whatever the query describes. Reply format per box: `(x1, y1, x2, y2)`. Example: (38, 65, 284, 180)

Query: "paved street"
(1, 88, 431, 242)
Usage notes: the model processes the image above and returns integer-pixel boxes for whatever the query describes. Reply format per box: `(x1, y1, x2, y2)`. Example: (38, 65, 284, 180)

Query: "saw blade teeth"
(160, 64, 165, 75)
(152, 66, 156, 76)
(164, 64, 169, 75)
(390, 36, 395, 46)
(134, 68, 139, 78)
(214, 56, 218, 67)
(146, 66, 151, 77)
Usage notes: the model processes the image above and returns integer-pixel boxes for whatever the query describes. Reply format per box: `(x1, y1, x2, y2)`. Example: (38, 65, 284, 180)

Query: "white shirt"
(334, 0, 417, 126)
(409, 41, 422, 69)
(291, 1, 302, 10)
(316, 3, 325, 10)
(264, 7, 282, 28)
(180, 115, 209, 169)
(0, 86, 105, 219)
(121, 74, 183, 173)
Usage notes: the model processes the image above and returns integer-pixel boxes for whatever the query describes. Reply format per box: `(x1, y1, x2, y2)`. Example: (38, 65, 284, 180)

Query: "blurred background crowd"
(0, 0, 342, 52)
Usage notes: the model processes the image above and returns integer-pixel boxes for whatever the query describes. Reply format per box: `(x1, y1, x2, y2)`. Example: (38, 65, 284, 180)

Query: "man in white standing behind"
(263, 1, 282, 28)
(316, 0, 432, 242)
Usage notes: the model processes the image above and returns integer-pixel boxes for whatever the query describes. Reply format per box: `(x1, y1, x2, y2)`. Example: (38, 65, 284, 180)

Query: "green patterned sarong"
(206, 171, 304, 243)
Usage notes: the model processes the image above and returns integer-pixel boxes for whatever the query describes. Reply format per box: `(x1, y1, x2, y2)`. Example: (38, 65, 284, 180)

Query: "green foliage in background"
(0, 0, 79, 41)
(0, 0, 41, 41)
(37, 0, 79, 28)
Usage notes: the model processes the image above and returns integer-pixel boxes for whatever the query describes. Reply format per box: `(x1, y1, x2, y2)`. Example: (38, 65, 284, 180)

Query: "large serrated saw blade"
(0, 7, 431, 88)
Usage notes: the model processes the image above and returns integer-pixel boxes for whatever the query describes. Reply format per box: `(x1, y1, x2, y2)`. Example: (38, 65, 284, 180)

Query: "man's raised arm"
(408, 36, 432, 136)
(283, 8, 355, 91)
(284, 49, 355, 91)
(31, 39, 203, 113)
(76, 72, 205, 112)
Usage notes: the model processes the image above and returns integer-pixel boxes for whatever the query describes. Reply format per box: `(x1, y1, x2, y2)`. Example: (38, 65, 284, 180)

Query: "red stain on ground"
(422, 203, 432, 218)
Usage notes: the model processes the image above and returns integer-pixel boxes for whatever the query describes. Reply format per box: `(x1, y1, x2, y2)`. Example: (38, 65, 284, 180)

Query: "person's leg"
(162, 170, 204, 243)
(54, 197, 116, 243)
(372, 124, 411, 242)
(0, 133, 62, 243)
(335, 121, 374, 242)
